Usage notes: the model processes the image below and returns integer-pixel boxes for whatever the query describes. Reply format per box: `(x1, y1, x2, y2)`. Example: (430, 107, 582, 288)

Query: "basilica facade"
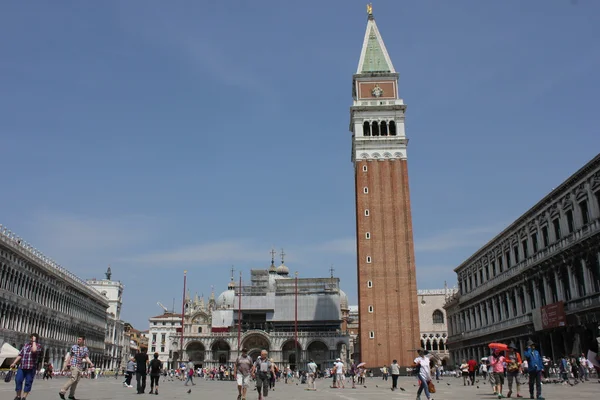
(150, 257, 350, 371)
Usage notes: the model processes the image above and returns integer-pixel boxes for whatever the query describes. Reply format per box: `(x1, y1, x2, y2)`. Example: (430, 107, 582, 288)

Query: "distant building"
(445, 154, 600, 364)
(417, 288, 458, 363)
(153, 253, 350, 371)
(87, 266, 125, 370)
(147, 312, 182, 369)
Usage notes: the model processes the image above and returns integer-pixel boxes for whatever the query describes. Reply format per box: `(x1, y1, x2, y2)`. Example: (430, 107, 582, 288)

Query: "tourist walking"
(489, 349, 506, 399)
(10, 333, 42, 400)
(306, 359, 317, 391)
(43, 363, 53, 380)
(251, 350, 274, 400)
(334, 358, 345, 389)
(460, 359, 469, 386)
(390, 359, 400, 391)
(523, 339, 544, 400)
(148, 352, 162, 395)
(506, 342, 523, 398)
(59, 336, 95, 400)
(414, 349, 431, 400)
(234, 348, 253, 400)
(123, 357, 135, 387)
(468, 357, 477, 386)
(184, 359, 195, 386)
(134, 348, 149, 394)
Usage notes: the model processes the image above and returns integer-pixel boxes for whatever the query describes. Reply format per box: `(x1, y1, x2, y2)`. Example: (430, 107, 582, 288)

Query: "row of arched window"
(421, 338, 447, 352)
(363, 121, 397, 136)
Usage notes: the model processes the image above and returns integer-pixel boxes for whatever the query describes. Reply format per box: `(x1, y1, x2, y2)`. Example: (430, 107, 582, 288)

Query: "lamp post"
(237, 271, 242, 356)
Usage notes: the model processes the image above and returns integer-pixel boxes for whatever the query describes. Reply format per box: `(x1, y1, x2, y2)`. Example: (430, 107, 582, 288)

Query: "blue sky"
(1, 0, 599, 329)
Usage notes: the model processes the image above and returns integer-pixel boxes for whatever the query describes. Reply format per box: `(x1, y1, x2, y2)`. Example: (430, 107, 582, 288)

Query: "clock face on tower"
(371, 85, 384, 98)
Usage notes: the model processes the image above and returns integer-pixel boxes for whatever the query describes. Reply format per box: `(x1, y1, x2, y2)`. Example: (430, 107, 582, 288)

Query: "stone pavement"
(1, 375, 599, 400)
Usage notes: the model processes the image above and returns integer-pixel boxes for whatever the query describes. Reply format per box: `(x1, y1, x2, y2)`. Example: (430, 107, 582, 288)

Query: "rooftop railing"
(458, 219, 600, 304)
(0, 224, 106, 303)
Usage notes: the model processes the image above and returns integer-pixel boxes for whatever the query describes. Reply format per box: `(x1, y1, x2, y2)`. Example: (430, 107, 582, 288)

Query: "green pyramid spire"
(357, 15, 396, 74)
(361, 27, 391, 73)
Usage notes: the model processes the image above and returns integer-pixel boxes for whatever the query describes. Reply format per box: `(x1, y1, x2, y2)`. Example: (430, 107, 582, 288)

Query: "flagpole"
(180, 270, 187, 365)
(295, 271, 298, 370)
(237, 271, 243, 355)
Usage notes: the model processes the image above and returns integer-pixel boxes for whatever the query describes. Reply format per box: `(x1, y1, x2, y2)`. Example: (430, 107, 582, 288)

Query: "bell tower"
(350, 5, 420, 368)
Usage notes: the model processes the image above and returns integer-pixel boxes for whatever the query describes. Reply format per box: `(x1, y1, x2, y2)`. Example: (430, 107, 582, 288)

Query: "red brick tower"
(350, 6, 420, 368)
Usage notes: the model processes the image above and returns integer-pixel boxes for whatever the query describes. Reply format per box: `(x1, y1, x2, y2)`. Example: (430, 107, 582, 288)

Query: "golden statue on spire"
(367, 3, 373, 16)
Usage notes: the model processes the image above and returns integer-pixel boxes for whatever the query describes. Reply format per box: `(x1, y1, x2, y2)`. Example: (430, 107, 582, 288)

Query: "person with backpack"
(251, 350, 274, 400)
(234, 348, 253, 400)
(506, 343, 523, 398)
(148, 353, 163, 395)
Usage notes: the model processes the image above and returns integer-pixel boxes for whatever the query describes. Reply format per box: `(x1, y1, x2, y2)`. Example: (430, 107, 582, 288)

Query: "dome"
(268, 261, 277, 274)
(276, 263, 289, 275)
(216, 289, 235, 309)
(339, 289, 349, 310)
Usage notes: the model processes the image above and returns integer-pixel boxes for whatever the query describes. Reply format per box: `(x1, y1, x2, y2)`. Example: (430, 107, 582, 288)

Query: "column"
(542, 275, 552, 304)
(523, 284, 531, 313)
(567, 264, 578, 298)
(514, 287, 521, 315)
(581, 258, 594, 294)
(506, 291, 514, 319)
(486, 301, 492, 325)
(533, 281, 542, 310)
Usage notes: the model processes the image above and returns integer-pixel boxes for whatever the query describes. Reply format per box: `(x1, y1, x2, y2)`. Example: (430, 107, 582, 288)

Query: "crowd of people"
(454, 339, 600, 400)
(8, 331, 599, 400)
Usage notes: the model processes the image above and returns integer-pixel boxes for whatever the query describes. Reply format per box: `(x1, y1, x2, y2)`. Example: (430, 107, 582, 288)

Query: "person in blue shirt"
(523, 339, 544, 400)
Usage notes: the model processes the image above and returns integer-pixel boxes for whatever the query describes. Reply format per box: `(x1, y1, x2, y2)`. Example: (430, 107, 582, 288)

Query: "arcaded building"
(445, 154, 600, 364)
(0, 226, 109, 368)
(350, 6, 420, 368)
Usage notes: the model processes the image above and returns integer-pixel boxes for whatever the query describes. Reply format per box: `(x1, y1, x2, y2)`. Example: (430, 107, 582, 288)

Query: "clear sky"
(1, 0, 599, 329)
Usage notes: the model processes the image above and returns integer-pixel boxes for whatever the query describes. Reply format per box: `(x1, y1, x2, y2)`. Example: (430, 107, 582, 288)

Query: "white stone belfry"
(350, 11, 408, 163)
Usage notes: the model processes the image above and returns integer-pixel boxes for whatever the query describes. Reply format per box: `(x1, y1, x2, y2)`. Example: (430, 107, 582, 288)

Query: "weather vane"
(367, 3, 373, 16)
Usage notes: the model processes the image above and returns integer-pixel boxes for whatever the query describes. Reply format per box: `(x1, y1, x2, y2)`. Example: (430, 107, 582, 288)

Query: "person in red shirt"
(467, 358, 478, 386)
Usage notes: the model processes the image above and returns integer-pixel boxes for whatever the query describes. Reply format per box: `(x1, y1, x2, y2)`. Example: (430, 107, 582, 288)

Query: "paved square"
(2, 375, 599, 400)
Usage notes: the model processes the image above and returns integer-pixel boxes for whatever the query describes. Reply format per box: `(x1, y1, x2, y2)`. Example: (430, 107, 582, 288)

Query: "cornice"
(454, 158, 600, 274)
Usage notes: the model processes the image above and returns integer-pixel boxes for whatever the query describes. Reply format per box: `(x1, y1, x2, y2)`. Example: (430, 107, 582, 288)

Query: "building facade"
(159, 255, 350, 371)
(350, 7, 420, 368)
(87, 267, 125, 370)
(417, 288, 457, 362)
(445, 154, 600, 364)
(0, 226, 109, 368)
(148, 312, 182, 369)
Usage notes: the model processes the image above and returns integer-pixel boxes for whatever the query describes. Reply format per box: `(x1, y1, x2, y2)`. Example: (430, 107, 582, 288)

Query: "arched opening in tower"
(380, 121, 388, 136)
(371, 122, 379, 136)
(389, 121, 397, 136)
(363, 121, 371, 136)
